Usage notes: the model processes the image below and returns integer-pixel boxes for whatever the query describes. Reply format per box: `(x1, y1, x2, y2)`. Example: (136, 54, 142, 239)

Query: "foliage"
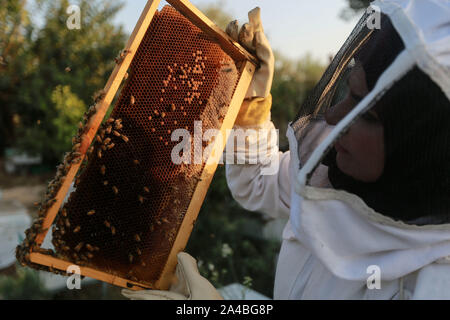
(1, 0, 127, 163)
(0, 266, 50, 299)
(200, 0, 232, 30)
(271, 52, 325, 149)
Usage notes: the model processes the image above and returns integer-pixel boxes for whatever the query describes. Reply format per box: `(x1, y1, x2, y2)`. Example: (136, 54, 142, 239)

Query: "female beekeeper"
(123, 0, 450, 300)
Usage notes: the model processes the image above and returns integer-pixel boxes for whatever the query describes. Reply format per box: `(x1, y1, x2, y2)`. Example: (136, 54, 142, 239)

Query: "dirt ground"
(0, 167, 53, 214)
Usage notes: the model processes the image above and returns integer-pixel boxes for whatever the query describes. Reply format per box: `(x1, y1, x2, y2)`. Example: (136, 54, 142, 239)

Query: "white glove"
(226, 7, 274, 99)
(121, 252, 223, 300)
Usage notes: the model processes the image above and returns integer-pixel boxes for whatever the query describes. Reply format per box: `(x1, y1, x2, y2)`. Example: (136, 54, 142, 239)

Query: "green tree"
(0, 0, 31, 155)
(1, 0, 127, 164)
(271, 52, 325, 148)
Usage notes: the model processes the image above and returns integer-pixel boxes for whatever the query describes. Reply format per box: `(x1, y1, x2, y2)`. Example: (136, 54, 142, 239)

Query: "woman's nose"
(325, 101, 353, 126)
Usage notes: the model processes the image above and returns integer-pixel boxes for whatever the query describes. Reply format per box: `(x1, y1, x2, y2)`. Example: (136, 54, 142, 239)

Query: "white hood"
(286, 123, 450, 282)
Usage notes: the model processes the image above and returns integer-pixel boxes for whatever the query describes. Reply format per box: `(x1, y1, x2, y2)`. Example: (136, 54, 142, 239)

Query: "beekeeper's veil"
(290, 0, 450, 225)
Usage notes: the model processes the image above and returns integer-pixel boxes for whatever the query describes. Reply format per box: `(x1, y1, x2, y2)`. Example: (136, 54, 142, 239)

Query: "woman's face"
(325, 63, 385, 183)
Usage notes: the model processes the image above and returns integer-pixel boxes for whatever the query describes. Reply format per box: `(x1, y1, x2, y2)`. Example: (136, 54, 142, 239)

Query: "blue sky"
(115, 0, 362, 63)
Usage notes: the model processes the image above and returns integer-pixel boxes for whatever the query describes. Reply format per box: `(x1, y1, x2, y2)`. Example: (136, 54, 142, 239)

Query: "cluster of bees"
(162, 50, 207, 107)
(51, 115, 132, 266)
(16, 91, 102, 275)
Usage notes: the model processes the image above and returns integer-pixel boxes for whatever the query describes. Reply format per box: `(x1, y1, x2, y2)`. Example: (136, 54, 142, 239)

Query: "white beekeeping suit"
(227, 0, 450, 299)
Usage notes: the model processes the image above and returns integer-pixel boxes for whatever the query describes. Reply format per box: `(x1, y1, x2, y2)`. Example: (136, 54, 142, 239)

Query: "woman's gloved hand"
(226, 7, 275, 126)
(121, 252, 223, 300)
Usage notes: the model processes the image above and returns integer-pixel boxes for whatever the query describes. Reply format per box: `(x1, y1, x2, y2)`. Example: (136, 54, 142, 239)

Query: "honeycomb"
(49, 5, 241, 286)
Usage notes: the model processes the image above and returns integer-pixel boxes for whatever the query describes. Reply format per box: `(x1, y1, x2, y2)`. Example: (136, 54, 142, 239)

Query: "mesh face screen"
(50, 5, 241, 285)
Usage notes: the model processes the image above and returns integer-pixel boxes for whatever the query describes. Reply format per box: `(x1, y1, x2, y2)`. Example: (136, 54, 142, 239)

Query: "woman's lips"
(334, 140, 349, 154)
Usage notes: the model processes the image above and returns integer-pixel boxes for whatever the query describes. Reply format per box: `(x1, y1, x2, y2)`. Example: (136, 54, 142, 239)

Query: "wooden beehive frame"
(27, 0, 257, 290)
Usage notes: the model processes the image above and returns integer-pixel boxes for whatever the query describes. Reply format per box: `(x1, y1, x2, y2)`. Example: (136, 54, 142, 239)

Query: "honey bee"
(100, 165, 106, 175)
(121, 135, 129, 143)
(97, 149, 102, 159)
(130, 95, 135, 105)
(141, 261, 147, 267)
(112, 186, 119, 195)
(103, 181, 109, 186)
(104, 220, 111, 228)
(87, 209, 95, 216)
(171, 104, 176, 111)
(115, 123, 123, 130)
(93, 90, 106, 103)
(88, 146, 94, 154)
(128, 253, 134, 263)
(94, 246, 100, 252)
(62, 208, 68, 217)
(65, 219, 71, 228)
(161, 218, 170, 224)
(143, 186, 150, 193)
(73, 226, 81, 233)
(115, 49, 130, 64)
(113, 130, 121, 137)
(136, 248, 142, 255)
(138, 195, 145, 204)
(72, 143, 81, 151)
(134, 234, 141, 242)
(111, 226, 116, 235)
(74, 242, 84, 252)
(86, 244, 94, 252)
(106, 118, 115, 124)
(86, 252, 94, 259)
(62, 246, 70, 251)
(104, 137, 111, 145)
(133, 159, 140, 165)
(124, 72, 129, 80)
(101, 145, 107, 151)
(107, 143, 115, 150)
(161, 112, 166, 118)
